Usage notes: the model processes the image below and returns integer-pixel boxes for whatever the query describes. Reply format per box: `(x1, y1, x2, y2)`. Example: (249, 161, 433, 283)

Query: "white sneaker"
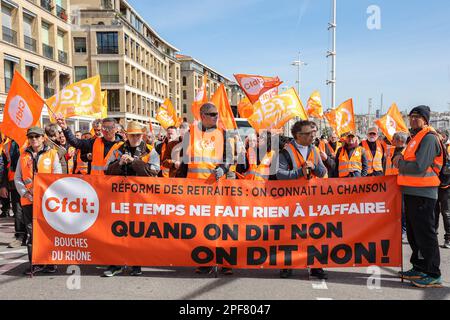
(7, 238, 23, 248)
(402, 233, 408, 244)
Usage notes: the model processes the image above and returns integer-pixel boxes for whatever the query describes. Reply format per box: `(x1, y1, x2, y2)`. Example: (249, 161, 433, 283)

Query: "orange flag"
(156, 98, 178, 129)
(248, 88, 307, 132)
(0, 71, 44, 146)
(324, 110, 338, 135)
(234, 74, 283, 104)
(332, 99, 356, 136)
(191, 75, 208, 121)
(374, 103, 408, 142)
(211, 84, 237, 130)
(237, 96, 254, 118)
(307, 90, 324, 118)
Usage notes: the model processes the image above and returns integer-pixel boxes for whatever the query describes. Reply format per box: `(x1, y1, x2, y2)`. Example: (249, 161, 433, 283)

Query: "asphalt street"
(0, 216, 449, 300)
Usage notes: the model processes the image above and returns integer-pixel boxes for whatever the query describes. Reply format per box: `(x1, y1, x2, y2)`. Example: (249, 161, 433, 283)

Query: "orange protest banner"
(374, 103, 408, 142)
(33, 174, 402, 269)
(0, 71, 44, 146)
(234, 74, 283, 104)
(248, 88, 308, 132)
(211, 84, 237, 130)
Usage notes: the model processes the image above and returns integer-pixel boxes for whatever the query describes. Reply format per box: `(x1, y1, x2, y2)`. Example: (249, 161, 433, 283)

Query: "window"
(183, 104, 187, 114)
(74, 37, 86, 53)
(41, 22, 50, 45)
(74, 66, 88, 82)
(98, 61, 119, 83)
(23, 14, 35, 51)
(106, 90, 120, 112)
(97, 32, 118, 54)
(2, 5, 17, 45)
(4, 59, 15, 92)
(182, 76, 186, 86)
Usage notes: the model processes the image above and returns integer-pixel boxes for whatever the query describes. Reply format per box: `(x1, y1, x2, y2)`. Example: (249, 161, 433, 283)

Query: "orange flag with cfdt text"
(46, 75, 102, 121)
(374, 103, 408, 142)
(307, 90, 324, 119)
(211, 84, 237, 130)
(192, 75, 208, 121)
(234, 74, 283, 104)
(248, 88, 307, 132)
(0, 71, 44, 146)
(156, 99, 178, 129)
(331, 99, 356, 137)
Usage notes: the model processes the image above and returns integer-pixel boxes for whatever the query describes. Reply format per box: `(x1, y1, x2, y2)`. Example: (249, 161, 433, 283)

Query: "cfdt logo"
(8, 95, 33, 128)
(42, 178, 99, 235)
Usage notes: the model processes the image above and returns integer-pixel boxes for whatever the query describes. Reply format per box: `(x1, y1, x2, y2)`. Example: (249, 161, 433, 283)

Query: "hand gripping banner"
(33, 175, 402, 269)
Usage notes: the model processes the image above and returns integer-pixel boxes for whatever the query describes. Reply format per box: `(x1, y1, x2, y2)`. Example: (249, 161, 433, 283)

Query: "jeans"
(435, 188, 450, 241)
(11, 189, 26, 240)
(404, 194, 441, 278)
(22, 205, 33, 263)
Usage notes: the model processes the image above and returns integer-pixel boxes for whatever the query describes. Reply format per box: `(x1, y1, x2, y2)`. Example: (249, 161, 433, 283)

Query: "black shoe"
(310, 268, 328, 279)
(0, 212, 7, 218)
(103, 265, 123, 277)
(220, 267, 233, 275)
(280, 269, 293, 279)
(23, 265, 45, 276)
(43, 265, 58, 273)
(195, 266, 214, 274)
(130, 266, 142, 276)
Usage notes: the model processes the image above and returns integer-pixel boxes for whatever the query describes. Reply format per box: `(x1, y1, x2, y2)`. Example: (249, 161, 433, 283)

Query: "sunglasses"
(28, 135, 42, 140)
(102, 126, 116, 132)
(203, 112, 219, 117)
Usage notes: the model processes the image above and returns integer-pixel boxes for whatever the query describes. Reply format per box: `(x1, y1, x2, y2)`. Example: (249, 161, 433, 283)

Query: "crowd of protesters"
(0, 103, 448, 288)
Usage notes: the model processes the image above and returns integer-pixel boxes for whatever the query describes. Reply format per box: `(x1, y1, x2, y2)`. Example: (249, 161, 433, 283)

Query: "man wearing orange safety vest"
(177, 102, 234, 275)
(72, 132, 92, 175)
(394, 106, 444, 288)
(56, 115, 123, 175)
(14, 127, 62, 276)
(360, 127, 385, 176)
(331, 132, 368, 178)
(276, 120, 328, 280)
(156, 126, 179, 178)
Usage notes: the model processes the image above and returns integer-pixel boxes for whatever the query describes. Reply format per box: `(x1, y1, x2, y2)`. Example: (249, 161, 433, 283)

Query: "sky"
(128, 0, 450, 114)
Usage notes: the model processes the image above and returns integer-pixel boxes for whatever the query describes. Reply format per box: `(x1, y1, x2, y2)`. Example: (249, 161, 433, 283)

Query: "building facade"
(71, 0, 181, 128)
(177, 54, 245, 123)
(0, 0, 75, 127)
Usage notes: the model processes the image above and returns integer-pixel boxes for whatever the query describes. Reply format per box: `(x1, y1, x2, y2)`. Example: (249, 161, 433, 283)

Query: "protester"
(177, 102, 234, 275)
(156, 126, 179, 177)
(434, 129, 450, 249)
(331, 132, 368, 178)
(56, 116, 122, 175)
(44, 123, 68, 174)
(14, 127, 62, 275)
(102, 121, 160, 277)
(394, 105, 444, 288)
(276, 120, 328, 280)
(360, 127, 385, 176)
(92, 119, 103, 138)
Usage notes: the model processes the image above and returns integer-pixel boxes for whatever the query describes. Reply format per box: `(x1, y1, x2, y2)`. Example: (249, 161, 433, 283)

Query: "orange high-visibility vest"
(319, 140, 341, 158)
(19, 148, 58, 206)
(384, 145, 398, 176)
(245, 151, 275, 181)
(90, 138, 123, 175)
(160, 142, 170, 178)
(187, 124, 224, 180)
(397, 126, 443, 187)
(67, 146, 76, 174)
(338, 146, 364, 177)
(3, 140, 16, 182)
(284, 143, 320, 180)
(74, 150, 88, 175)
(362, 140, 384, 174)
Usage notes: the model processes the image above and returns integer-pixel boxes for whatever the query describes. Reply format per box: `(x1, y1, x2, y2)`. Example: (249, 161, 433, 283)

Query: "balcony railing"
(100, 75, 119, 83)
(56, 5, 68, 21)
(24, 35, 37, 52)
(2, 26, 17, 45)
(5, 77, 12, 92)
(58, 50, 68, 64)
(97, 46, 119, 54)
(43, 44, 54, 59)
(41, 0, 53, 12)
(44, 87, 55, 99)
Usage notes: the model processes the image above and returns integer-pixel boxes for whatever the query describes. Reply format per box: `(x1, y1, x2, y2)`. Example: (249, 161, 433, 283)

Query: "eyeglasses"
(102, 126, 116, 132)
(299, 131, 316, 136)
(203, 112, 219, 118)
(28, 135, 42, 140)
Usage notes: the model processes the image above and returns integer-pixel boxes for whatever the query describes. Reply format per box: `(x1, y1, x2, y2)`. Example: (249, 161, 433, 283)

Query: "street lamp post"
(291, 52, 308, 96)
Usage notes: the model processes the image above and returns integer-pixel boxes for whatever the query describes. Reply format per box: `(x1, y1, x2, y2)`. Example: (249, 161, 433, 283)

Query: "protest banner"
(33, 175, 402, 269)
